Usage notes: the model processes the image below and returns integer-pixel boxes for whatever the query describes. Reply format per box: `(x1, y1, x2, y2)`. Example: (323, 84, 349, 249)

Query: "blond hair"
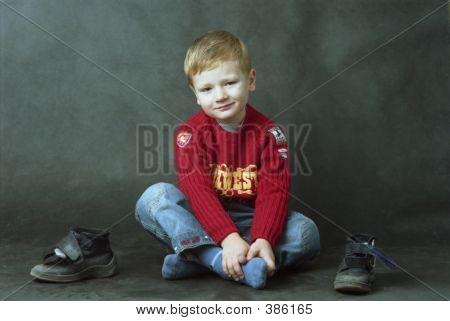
(184, 30, 251, 87)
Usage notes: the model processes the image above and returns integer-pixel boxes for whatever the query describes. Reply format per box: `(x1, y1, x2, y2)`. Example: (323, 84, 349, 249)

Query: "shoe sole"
(30, 256, 118, 283)
(334, 280, 372, 294)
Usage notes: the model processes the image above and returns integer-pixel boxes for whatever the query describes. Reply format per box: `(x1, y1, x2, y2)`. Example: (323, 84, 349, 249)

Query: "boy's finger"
(228, 259, 238, 279)
(234, 259, 244, 276)
(237, 254, 247, 264)
(222, 258, 230, 278)
(263, 256, 276, 277)
(267, 261, 276, 277)
(246, 247, 257, 260)
(232, 258, 244, 280)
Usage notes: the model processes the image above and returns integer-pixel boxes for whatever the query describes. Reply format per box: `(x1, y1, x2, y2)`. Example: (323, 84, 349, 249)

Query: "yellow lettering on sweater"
(209, 164, 258, 197)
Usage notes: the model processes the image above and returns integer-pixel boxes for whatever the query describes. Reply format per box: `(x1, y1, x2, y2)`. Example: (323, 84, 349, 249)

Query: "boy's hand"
(246, 238, 276, 277)
(220, 232, 249, 281)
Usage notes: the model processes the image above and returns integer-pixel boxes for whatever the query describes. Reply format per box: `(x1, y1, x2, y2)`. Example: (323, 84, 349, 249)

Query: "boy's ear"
(249, 69, 256, 91)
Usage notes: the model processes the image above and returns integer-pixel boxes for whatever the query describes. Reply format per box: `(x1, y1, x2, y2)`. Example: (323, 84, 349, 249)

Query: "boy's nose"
(215, 88, 228, 101)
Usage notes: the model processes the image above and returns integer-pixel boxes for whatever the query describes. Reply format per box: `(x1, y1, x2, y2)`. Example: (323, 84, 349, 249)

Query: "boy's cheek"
(198, 100, 209, 109)
(196, 94, 210, 104)
(228, 86, 242, 95)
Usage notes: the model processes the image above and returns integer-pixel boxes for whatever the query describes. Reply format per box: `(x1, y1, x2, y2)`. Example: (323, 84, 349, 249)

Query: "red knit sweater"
(174, 103, 290, 248)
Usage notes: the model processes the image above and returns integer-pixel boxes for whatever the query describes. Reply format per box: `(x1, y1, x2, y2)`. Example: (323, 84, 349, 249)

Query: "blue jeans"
(135, 182, 320, 271)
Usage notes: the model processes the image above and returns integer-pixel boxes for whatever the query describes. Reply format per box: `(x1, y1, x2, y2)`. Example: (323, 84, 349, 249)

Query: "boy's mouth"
(215, 102, 234, 110)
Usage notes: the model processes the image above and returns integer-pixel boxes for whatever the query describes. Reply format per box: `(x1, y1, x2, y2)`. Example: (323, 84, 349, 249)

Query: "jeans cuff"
(171, 231, 216, 255)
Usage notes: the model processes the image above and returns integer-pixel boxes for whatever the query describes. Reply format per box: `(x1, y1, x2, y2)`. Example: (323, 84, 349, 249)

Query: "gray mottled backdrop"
(1, 0, 448, 247)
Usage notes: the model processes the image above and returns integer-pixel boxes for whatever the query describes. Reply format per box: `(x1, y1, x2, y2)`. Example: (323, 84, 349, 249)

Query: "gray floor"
(1, 221, 449, 301)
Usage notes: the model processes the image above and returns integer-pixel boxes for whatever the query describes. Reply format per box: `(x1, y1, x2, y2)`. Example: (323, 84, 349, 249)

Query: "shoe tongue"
(348, 234, 397, 270)
(73, 230, 94, 248)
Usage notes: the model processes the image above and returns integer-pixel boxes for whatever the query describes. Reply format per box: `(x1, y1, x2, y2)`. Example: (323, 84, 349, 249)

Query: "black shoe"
(334, 234, 376, 294)
(30, 227, 118, 282)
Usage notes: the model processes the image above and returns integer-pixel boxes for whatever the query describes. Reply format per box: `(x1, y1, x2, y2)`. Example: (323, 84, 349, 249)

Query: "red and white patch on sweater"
(268, 126, 287, 145)
(277, 148, 288, 159)
(177, 132, 192, 148)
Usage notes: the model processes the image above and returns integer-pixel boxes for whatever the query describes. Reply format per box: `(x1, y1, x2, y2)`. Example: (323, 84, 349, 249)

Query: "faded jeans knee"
(300, 216, 321, 260)
(275, 212, 321, 270)
(134, 182, 177, 243)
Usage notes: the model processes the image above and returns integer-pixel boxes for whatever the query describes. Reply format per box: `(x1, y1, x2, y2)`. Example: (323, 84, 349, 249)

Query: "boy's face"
(191, 61, 256, 124)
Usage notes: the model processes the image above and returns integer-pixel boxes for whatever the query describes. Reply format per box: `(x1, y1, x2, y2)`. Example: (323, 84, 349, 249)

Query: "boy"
(135, 30, 320, 289)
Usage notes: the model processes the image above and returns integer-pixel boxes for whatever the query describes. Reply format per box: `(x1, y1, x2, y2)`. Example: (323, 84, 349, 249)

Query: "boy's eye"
(226, 81, 236, 86)
(200, 87, 211, 92)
